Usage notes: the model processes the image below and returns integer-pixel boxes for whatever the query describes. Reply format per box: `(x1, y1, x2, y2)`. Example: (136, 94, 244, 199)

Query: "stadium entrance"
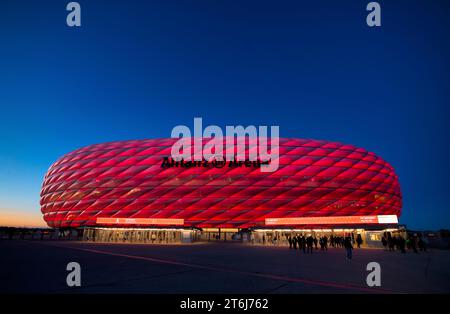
(248, 228, 405, 248)
(80, 226, 405, 248)
(199, 228, 242, 242)
(82, 227, 200, 244)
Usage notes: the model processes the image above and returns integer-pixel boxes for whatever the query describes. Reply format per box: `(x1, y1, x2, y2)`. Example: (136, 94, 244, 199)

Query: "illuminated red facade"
(40, 138, 402, 229)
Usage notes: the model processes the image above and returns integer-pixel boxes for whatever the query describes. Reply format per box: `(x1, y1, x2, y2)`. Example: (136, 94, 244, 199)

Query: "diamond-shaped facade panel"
(40, 138, 402, 228)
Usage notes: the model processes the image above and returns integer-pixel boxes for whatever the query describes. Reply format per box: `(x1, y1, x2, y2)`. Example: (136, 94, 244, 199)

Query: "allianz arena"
(40, 138, 402, 245)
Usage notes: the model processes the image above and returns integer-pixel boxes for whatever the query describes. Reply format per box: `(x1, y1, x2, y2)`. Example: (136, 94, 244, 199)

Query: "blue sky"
(0, 0, 449, 229)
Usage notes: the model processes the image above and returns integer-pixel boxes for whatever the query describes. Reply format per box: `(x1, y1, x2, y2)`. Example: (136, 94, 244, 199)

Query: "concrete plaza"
(0, 240, 449, 293)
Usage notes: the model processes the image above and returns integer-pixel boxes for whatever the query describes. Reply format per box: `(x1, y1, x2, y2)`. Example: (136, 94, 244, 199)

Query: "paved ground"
(0, 240, 449, 293)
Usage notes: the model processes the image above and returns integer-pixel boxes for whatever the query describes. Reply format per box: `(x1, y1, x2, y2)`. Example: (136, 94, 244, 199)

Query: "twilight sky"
(0, 0, 449, 229)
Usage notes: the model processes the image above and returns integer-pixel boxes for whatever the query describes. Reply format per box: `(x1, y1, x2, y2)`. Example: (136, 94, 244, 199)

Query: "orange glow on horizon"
(0, 208, 47, 228)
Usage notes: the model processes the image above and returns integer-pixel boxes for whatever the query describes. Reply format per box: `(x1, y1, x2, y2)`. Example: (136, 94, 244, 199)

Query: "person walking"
(410, 235, 418, 253)
(388, 235, 395, 251)
(399, 236, 406, 253)
(301, 235, 306, 253)
(356, 234, 363, 249)
(418, 235, 427, 252)
(288, 235, 293, 249)
(344, 236, 353, 260)
(306, 236, 314, 254)
(381, 236, 387, 250)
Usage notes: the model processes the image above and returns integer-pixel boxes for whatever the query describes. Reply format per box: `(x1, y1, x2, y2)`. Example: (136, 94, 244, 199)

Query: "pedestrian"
(418, 236, 427, 252)
(399, 236, 406, 253)
(344, 236, 353, 259)
(306, 236, 313, 254)
(356, 234, 363, 248)
(381, 236, 387, 250)
(301, 235, 306, 253)
(388, 235, 395, 251)
(410, 235, 418, 253)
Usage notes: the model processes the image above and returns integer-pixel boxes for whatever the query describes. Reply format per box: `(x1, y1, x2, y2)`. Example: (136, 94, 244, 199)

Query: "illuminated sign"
(96, 217, 184, 225)
(161, 157, 269, 169)
(265, 215, 398, 226)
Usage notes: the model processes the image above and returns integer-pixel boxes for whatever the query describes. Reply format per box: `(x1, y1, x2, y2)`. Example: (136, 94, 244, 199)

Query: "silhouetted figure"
(313, 237, 318, 250)
(381, 236, 387, 250)
(398, 236, 406, 253)
(301, 236, 306, 253)
(405, 237, 411, 250)
(306, 236, 314, 254)
(418, 236, 427, 252)
(344, 236, 353, 260)
(288, 236, 293, 249)
(393, 236, 399, 251)
(388, 235, 395, 251)
(356, 234, 363, 248)
(410, 235, 418, 253)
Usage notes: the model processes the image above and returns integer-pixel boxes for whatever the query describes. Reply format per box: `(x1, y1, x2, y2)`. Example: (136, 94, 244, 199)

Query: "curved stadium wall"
(40, 138, 402, 229)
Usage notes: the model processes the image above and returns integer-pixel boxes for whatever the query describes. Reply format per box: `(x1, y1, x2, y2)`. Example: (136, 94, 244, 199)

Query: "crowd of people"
(287, 234, 314, 253)
(286, 232, 429, 259)
(286, 234, 359, 259)
(285, 232, 401, 260)
(381, 233, 427, 253)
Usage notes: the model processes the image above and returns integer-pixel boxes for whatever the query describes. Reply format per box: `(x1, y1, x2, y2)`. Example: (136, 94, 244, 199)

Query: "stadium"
(40, 138, 402, 246)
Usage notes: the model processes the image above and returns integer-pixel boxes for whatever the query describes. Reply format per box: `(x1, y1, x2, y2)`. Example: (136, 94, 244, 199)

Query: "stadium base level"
(80, 224, 404, 248)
